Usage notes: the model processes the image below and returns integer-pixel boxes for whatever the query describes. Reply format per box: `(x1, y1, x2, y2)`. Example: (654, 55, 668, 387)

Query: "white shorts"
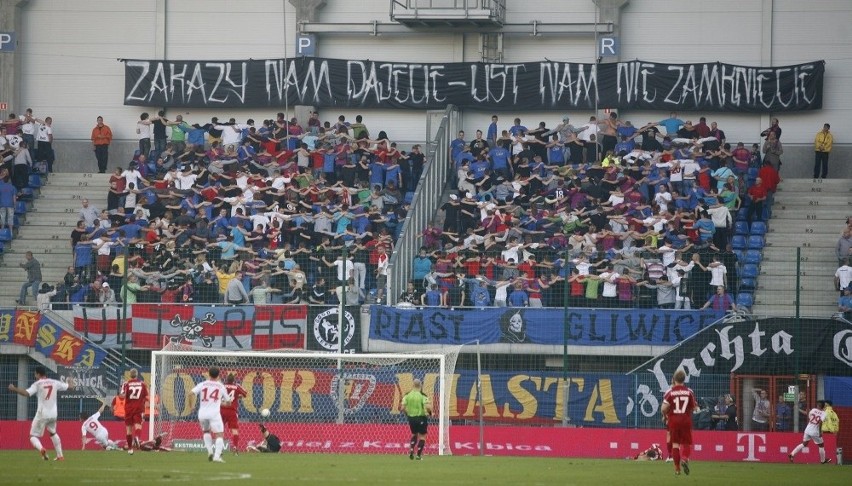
(803, 431, 824, 445)
(30, 417, 57, 437)
(93, 430, 110, 447)
(199, 415, 224, 434)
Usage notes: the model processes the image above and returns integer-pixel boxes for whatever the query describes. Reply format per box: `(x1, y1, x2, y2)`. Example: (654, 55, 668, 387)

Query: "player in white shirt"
(788, 400, 832, 464)
(81, 401, 120, 450)
(191, 366, 231, 463)
(8, 365, 73, 461)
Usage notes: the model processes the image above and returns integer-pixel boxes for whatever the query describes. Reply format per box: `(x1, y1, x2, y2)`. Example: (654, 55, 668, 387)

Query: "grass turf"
(0, 450, 845, 485)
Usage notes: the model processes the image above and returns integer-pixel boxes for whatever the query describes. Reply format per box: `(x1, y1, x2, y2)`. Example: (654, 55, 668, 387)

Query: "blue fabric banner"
(369, 306, 724, 346)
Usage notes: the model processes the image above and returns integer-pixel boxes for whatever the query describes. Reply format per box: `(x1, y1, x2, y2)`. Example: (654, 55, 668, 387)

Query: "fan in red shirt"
(221, 373, 248, 453)
(119, 368, 149, 454)
(662, 369, 699, 476)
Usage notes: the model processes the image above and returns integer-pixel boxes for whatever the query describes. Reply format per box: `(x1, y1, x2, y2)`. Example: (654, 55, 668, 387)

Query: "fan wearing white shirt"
(214, 118, 246, 150)
(8, 365, 74, 461)
(654, 185, 672, 214)
(121, 166, 146, 189)
(191, 367, 231, 463)
(36, 116, 55, 173)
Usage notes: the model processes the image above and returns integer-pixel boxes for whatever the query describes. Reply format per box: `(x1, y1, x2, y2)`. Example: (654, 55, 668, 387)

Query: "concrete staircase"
(0, 173, 110, 306)
(754, 178, 851, 317)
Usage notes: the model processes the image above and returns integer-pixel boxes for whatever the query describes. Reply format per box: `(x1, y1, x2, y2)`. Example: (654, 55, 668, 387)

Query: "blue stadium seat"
(28, 174, 44, 188)
(0, 228, 12, 243)
(741, 264, 759, 280)
(747, 235, 765, 250)
(744, 249, 762, 266)
(404, 192, 415, 204)
(750, 221, 767, 236)
(736, 292, 754, 309)
(14, 201, 28, 216)
(735, 209, 749, 221)
(18, 188, 34, 201)
(734, 221, 749, 236)
(739, 278, 756, 290)
(732, 235, 747, 251)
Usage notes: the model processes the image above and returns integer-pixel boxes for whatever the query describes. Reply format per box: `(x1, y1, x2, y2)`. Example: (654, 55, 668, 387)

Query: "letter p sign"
(0, 32, 16, 52)
(599, 36, 619, 58)
(297, 34, 316, 57)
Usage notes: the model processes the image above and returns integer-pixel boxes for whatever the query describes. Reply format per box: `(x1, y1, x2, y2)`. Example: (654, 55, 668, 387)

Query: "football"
(260, 408, 270, 418)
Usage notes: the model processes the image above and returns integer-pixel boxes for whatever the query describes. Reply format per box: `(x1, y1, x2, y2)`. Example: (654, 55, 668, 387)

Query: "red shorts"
(220, 409, 239, 430)
(668, 422, 693, 446)
(124, 411, 143, 427)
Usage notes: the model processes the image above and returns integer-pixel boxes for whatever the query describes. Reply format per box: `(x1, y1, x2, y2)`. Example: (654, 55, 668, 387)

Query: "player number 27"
(672, 396, 690, 414)
(201, 387, 220, 402)
(127, 384, 143, 400)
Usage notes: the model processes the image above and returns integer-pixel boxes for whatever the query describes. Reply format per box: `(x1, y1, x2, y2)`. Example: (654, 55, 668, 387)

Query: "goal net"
(149, 344, 460, 455)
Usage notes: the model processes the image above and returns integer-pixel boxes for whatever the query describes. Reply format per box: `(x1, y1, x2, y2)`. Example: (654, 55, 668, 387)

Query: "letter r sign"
(297, 34, 316, 57)
(599, 36, 619, 58)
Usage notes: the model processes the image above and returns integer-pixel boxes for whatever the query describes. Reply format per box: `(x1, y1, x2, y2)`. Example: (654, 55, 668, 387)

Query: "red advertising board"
(0, 421, 836, 463)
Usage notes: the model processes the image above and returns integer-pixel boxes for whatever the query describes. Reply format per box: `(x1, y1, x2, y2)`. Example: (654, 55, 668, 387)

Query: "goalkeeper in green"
(401, 378, 432, 460)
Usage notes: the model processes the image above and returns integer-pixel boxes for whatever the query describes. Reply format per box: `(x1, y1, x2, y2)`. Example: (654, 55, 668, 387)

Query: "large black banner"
(631, 317, 852, 392)
(123, 58, 824, 112)
(306, 305, 361, 353)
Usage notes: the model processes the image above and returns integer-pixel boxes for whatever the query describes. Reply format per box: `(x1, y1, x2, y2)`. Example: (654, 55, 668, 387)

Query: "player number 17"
(672, 396, 689, 414)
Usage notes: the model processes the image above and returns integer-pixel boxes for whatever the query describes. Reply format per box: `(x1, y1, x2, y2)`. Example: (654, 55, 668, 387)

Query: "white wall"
(16, 0, 852, 148)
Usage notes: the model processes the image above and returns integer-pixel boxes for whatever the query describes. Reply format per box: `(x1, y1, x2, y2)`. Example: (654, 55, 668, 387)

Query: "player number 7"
(44, 385, 53, 400)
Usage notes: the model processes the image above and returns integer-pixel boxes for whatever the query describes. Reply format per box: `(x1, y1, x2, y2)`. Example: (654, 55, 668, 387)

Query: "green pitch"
(0, 451, 845, 485)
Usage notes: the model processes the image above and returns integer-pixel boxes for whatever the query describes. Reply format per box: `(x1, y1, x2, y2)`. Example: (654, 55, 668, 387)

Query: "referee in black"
(401, 378, 433, 460)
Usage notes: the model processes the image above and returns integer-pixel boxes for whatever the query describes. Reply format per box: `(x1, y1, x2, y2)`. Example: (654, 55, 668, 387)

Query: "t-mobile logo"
(737, 433, 767, 462)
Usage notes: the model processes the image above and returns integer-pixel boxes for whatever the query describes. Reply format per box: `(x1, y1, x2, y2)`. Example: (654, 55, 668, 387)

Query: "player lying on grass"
(631, 443, 664, 461)
(139, 433, 171, 452)
(81, 401, 122, 450)
(246, 424, 281, 453)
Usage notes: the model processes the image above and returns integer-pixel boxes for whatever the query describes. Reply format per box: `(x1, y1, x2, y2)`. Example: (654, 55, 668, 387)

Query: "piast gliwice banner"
(369, 306, 723, 346)
(123, 57, 824, 112)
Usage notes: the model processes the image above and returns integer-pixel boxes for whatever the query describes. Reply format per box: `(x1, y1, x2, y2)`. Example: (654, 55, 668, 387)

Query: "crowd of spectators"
(403, 112, 784, 311)
(47, 112, 418, 307)
(1, 110, 55, 234)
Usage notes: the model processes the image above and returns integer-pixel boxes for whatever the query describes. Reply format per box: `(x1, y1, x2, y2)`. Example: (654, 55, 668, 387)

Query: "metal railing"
(390, 0, 506, 21)
(387, 105, 460, 304)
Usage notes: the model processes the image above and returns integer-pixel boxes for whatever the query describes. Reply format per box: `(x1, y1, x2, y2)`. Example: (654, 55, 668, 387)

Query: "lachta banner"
(369, 306, 723, 346)
(73, 304, 306, 351)
(0, 309, 106, 366)
(123, 57, 825, 112)
(633, 317, 852, 394)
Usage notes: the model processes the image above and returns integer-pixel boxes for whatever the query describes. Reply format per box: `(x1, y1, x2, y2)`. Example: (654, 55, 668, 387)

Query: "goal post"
(149, 345, 460, 455)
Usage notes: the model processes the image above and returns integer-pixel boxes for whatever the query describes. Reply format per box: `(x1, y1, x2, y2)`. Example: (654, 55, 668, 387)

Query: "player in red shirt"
(221, 373, 247, 454)
(662, 369, 699, 476)
(119, 368, 149, 455)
